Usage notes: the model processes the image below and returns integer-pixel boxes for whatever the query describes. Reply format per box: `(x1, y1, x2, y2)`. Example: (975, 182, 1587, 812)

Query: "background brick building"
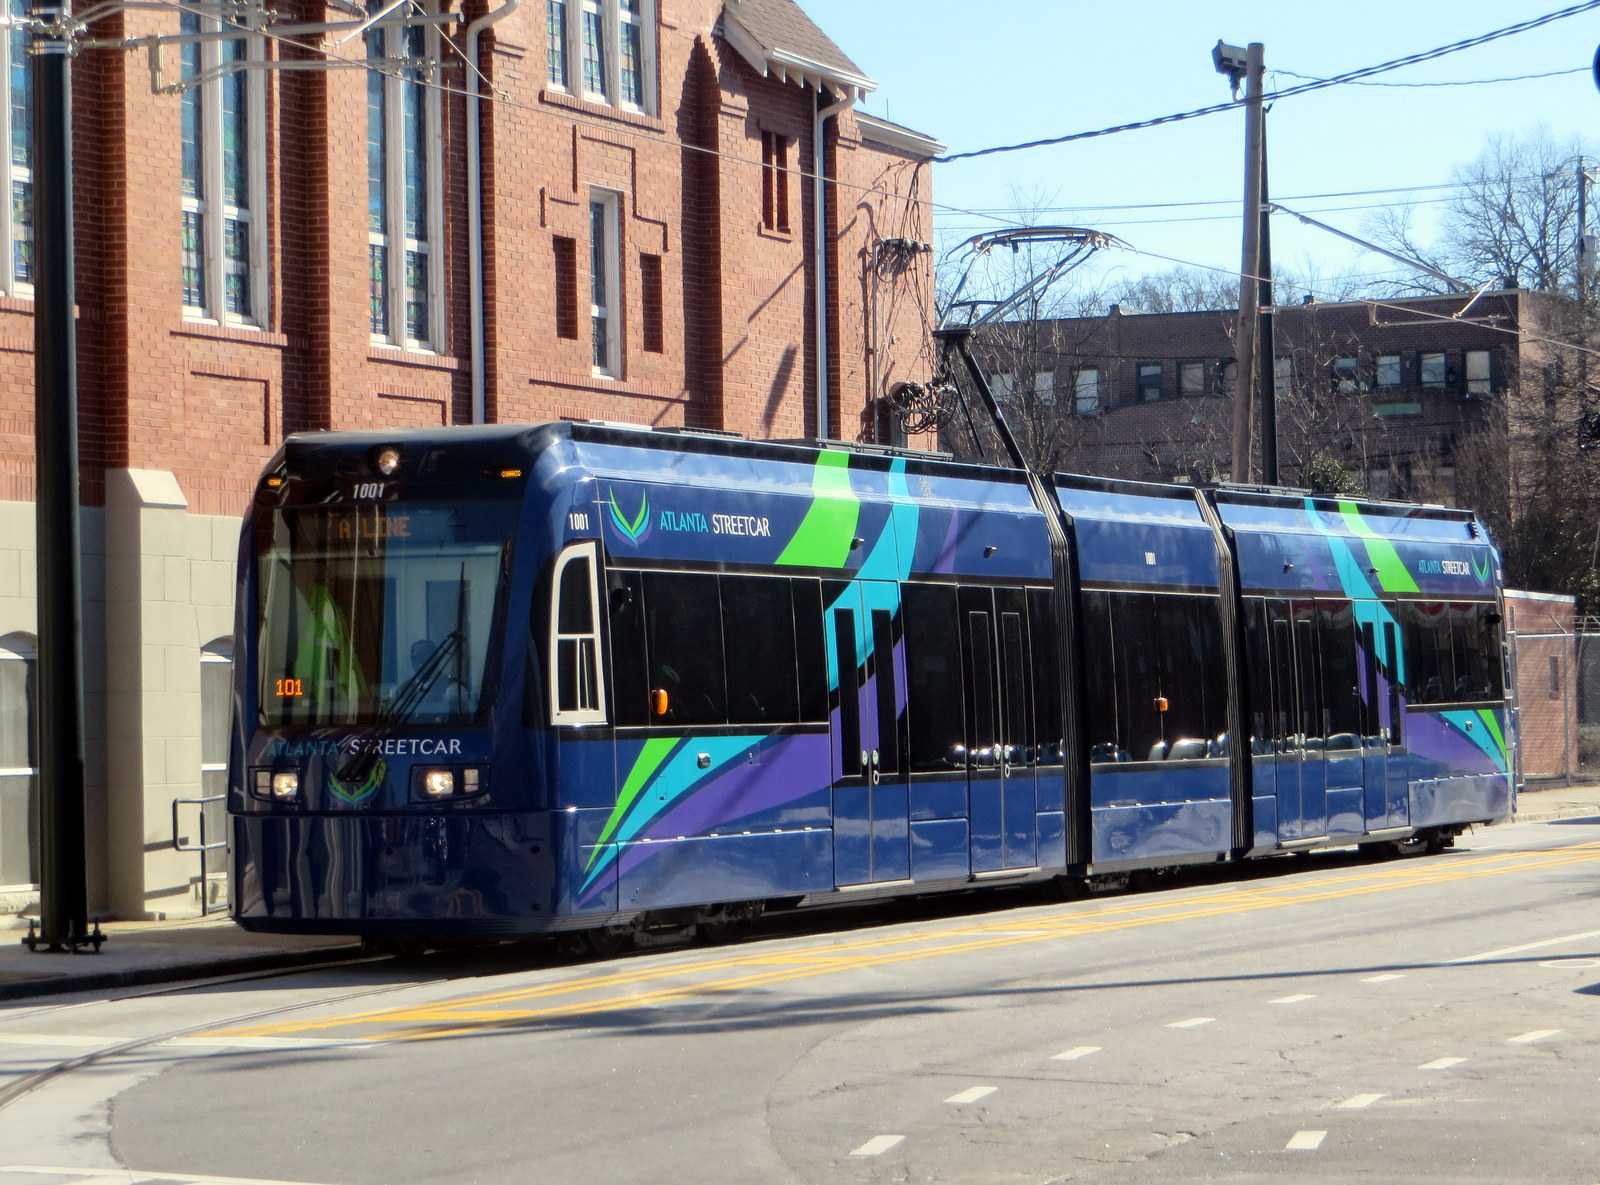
(971, 290, 1554, 500)
(0, 0, 940, 917)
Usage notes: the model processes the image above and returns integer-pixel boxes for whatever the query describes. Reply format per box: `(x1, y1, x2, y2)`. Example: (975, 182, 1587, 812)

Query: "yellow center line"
(207, 840, 1600, 1043)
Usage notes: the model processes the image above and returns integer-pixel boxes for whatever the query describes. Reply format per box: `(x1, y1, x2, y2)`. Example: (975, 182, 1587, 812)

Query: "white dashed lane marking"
(1444, 928, 1600, 965)
(1362, 973, 1405, 983)
(1286, 1130, 1328, 1150)
(1337, 1093, 1387, 1109)
(1270, 993, 1316, 1004)
(1051, 1045, 1101, 1061)
(944, 1086, 997, 1104)
(849, 1135, 905, 1157)
(1509, 1029, 1561, 1044)
(1419, 1057, 1468, 1070)
(1166, 1017, 1216, 1029)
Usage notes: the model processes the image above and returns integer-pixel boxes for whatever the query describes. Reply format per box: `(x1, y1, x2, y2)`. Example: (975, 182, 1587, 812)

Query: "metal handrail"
(171, 793, 227, 916)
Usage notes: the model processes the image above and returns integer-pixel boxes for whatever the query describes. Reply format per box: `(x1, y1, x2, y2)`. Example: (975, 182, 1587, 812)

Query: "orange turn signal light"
(650, 689, 670, 717)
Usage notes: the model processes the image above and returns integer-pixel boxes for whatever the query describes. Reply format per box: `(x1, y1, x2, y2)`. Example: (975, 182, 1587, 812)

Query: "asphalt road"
(2, 815, 1599, 1184)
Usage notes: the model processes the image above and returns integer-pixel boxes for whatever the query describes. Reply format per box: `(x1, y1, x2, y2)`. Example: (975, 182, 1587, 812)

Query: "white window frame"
(548, 0, 656, 115)
(368, 14, 446, 352)
(549, 542, 608, 726)
(0, 632, 36, 891)
(180, 12, 269, 327)
(1465, 349, 1491, 396)
(590, 188, 621, 377)
(2, 0, 32, 299)
(1074, 366, 1100, 414)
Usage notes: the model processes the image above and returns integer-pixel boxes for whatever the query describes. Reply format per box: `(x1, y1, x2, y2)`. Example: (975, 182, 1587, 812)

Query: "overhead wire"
(934, 0, 1600, 163)
(100, 0, 1600, 377)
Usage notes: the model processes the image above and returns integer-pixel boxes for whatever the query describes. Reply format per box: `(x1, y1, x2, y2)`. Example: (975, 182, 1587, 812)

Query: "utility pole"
(1257, 115, 1277, 485)
(1218, 40, 1265, 485)
(27, 0, 98, 953)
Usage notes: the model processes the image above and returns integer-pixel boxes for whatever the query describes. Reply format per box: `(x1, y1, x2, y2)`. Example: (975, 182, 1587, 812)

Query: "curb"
(0, 941, 366, 1002)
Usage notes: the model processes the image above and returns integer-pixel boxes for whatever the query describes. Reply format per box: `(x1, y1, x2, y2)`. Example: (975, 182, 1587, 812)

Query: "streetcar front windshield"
(256, 501, 517, 726)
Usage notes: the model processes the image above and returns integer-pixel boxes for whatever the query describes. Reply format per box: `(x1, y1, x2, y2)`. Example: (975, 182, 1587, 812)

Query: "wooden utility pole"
(1229, 42, 1265, 485)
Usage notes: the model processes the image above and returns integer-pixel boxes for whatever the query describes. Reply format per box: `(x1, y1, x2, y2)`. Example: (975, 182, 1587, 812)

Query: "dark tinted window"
(1028, 589, 1063, 766)
(607, 570, 648, 726)
(903, 584, 964, 772)
(1403, 600, 1503, 704)
(1081, 591, 1122, 761)
(722, 575, 799, 724)
(642, 572, 726, 724)
(1318, 599, 1360, 745)
(793, 580, 827, 722)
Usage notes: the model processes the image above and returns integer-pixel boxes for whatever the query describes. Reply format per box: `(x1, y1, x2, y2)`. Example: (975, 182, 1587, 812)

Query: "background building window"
(2, 0, 32, 297)
(547, 0, 655, 113)
(590, 190, 621, 376)
(545, 0, 569, 87)
(367, 15, 443, 351)
(181, 9, 267, 326)
(1465, 349, 1491, 395)
(1136, 363, 1162, 401)
(1179, 360, 1206, 396)
(1273, 357, 1293, 396)
(1420, 352, 1447, 386)
(1376, 354, 1401, 387)
(1074, 367, 1101, 414)
(1333, 356, 1360, 392)
(0, 633, 36, 889)
(1033, 372, 1055, 404)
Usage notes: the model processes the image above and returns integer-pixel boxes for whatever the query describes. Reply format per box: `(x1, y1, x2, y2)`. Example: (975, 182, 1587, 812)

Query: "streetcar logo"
(606, 489, 652, 546)
(328, 757, 386, 803)
(1473, 553, 1492, 585)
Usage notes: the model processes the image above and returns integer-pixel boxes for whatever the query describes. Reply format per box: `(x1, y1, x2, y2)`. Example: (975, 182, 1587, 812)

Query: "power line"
(1273, 66, 1588, 88)
(934, 1, 1600, 164)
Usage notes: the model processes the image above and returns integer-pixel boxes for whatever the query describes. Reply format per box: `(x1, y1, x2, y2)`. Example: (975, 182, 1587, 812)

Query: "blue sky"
(798, 0, 1600, 297)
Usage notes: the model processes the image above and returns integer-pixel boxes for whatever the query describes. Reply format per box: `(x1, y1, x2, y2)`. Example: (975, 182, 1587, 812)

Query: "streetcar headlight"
(420, 769, 455, 799)
(270, 771, 300, 801)
(375, 447, 402, 476)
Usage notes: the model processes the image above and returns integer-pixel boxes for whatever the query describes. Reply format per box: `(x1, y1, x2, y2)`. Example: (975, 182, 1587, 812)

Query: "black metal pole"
(1257, 114, 1277, 486)
(28, 1, 94, 953)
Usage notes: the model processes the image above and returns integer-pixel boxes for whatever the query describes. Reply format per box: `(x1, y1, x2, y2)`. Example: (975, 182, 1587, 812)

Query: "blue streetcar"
(229, 421, 1513, 943)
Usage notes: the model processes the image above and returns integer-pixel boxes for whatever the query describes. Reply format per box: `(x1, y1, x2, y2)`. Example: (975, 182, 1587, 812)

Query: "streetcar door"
(826, 582, 910, 886)
(961, 588, 1038, 874)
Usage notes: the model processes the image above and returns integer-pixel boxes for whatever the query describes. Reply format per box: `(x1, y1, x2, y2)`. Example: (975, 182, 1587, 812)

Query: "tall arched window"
(0, 633, 37, 888)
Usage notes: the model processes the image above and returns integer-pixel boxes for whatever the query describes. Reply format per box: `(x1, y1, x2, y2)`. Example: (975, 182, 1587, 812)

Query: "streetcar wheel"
(584, 927, 630, 958)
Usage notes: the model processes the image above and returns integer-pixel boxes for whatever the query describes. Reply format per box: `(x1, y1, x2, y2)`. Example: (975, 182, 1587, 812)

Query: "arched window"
(0, 633, 37, 888)
(200, 639, 234, 876)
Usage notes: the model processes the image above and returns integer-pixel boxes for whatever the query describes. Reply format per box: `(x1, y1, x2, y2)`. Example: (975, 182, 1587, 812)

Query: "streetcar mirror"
(651, 689, 670, 716)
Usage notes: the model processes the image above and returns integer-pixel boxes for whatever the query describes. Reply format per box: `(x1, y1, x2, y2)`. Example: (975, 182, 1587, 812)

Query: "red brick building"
(972, 290, 1552, 499)
(0, 0, 940, 916)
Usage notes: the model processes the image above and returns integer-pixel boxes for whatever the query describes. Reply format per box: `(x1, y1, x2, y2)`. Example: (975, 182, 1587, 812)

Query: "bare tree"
(1367, 130, 1593, 296)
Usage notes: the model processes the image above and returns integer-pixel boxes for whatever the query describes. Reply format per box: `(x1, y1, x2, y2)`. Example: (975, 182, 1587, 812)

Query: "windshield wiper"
(337, 629, 462, 784)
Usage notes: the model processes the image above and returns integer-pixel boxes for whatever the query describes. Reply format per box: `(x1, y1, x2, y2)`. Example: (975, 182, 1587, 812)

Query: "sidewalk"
(1, 784, 1597, 1004)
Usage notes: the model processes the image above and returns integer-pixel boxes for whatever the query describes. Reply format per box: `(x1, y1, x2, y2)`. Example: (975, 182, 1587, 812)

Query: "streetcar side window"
(607, 570, 648, 727)
(549, 543, 608, 725)
(721, 575, 800, 724)
(641, 572, 727, 724)
(903, 583, 965, 772)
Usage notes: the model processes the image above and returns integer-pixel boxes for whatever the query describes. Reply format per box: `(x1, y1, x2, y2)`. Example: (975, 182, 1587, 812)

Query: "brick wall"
(1507, 589, 1577, 782)
(0, 0, 937, 515)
